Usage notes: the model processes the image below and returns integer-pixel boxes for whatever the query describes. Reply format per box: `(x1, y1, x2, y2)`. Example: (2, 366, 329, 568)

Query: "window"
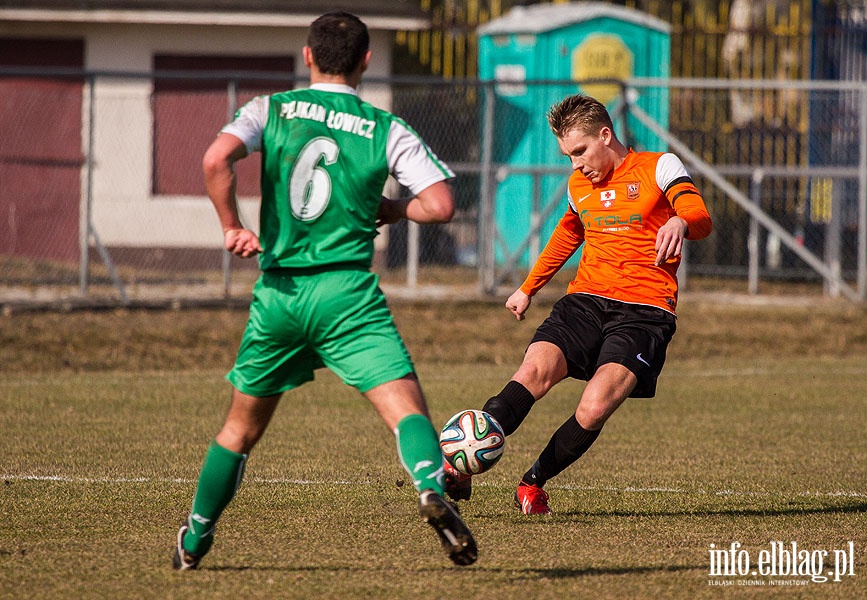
(0, 38, 84, 260)
(152, 55, 294, 196)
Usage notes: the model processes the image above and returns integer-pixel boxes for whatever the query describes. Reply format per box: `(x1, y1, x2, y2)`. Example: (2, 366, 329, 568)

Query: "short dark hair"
(547, 94, 614, 139)
(307, 11, 369, 75)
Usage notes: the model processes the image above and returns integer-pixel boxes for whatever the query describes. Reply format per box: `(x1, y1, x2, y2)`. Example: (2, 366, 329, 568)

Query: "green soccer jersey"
(222, 83, 453, 270)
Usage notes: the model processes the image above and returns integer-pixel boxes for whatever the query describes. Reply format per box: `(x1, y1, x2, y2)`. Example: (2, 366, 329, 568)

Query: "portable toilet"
(478, 2, 671, 267)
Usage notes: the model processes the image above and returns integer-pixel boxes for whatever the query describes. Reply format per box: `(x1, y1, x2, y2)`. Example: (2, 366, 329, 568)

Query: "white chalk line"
(2, 473, 864, 499)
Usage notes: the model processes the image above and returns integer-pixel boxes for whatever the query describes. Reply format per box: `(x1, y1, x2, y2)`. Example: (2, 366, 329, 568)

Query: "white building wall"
(2, 19, 394, 249)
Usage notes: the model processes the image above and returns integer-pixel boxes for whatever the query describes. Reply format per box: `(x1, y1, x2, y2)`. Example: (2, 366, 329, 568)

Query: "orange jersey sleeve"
(520, 150, 711, 314)
(519, 208, 585, 296)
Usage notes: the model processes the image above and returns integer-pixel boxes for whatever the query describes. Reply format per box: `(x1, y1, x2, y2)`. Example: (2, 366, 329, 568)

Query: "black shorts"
(530, 293, 677, 398)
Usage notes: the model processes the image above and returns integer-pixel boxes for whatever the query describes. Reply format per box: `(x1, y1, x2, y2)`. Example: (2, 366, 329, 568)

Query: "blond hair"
(546, 94, 614, 138)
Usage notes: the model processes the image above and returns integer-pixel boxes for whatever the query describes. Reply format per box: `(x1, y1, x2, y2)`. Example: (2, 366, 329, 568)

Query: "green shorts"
(227, 267, 414, 396)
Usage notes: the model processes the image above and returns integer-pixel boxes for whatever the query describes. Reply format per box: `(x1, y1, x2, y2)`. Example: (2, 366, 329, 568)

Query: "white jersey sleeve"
(221, 95, 270, 154)
(655, 152, 691, 191)
(385, 120, 454, 196)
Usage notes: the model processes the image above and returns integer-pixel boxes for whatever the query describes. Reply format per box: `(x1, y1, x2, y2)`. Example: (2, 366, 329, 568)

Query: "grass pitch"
(1, 298, 866, 599)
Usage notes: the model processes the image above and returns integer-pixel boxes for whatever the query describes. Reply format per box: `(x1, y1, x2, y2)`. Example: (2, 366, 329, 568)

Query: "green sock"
(184, 439, 248, 555)
(395, 414, 445, 496)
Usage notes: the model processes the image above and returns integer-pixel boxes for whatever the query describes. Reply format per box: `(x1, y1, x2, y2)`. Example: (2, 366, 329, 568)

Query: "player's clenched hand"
(505, 289, 531, 321)
(654, 216, 688, 266)
(224, 228, 262, 258)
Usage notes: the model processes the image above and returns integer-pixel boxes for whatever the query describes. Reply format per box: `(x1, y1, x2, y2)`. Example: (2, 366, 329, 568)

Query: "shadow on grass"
(469, 500, 867, 525)
(517, 563, 700, 579)
(197, 563, 704, 579)
(198, 564, 348, 573)
(557, 501, 867, 519)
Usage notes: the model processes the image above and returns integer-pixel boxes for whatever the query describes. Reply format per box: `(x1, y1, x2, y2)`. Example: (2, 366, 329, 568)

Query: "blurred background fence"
(1, 70, 865, 308)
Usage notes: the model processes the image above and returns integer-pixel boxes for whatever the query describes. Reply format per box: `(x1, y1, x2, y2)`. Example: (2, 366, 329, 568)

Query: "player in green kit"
(172, 11, 477, 569)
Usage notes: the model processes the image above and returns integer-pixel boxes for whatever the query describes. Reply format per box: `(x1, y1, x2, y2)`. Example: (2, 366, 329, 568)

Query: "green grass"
(1, 302, 866, 598)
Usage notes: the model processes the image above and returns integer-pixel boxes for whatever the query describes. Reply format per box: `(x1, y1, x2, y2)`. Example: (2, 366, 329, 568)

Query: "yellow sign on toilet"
(572, 35, 633, 105)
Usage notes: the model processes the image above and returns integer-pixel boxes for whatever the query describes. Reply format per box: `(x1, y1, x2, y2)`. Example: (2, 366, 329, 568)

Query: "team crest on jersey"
(627, 182, 640, 200)
(601, 189, 616, 208)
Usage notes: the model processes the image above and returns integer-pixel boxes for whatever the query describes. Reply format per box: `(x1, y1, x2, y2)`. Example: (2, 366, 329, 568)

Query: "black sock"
(521, 415, 601, 488)
(482, 380, 535, 436)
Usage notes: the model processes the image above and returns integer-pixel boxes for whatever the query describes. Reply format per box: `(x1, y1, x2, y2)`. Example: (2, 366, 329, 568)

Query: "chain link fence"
(1, 69, 865, 309)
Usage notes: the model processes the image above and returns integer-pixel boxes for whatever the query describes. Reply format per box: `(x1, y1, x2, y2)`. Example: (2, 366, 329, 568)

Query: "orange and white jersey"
(520, 150, 712, 314)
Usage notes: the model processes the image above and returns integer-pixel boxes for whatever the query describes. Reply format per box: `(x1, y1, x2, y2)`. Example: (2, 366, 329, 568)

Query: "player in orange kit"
(445, 94, 712, 514)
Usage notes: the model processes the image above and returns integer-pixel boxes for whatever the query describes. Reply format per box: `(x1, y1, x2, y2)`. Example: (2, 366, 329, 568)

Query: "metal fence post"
(748, 170, 763, 295)
(478, 81, 496, 295)
(80, 72, 127, 304)
(79, 73, 96, 296)
(529, 172, 541, 264)
(680, 241, 689, 291)
(407, 220, 419, 288)
(859, 86, 867, 300)
(825, 178, 843, 298)
(222, 79, 238, 299)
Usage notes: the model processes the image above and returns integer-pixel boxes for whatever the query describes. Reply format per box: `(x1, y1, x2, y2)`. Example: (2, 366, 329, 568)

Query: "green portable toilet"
(478, 1, 671, 267)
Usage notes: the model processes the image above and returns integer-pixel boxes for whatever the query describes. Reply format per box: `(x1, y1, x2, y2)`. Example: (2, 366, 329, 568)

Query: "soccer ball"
(439, 409, 505, 475)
